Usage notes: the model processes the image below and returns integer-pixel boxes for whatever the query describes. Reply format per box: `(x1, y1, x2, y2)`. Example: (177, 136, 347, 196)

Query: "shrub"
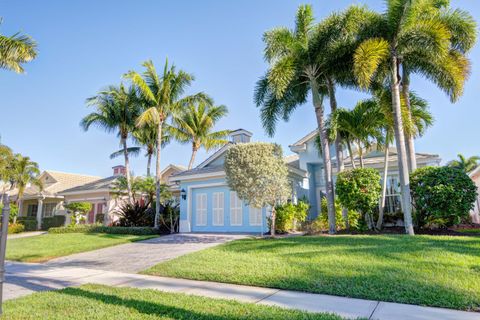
(17, 216, 37, 231)
(41, 215, 66, 230)
(336, 168, 381, 229)
(115, 202, 154, 227)
(8, 223, 25, 234)
(48, 224, 159, 235)
(1, 202, 19, 223)
(410, 166, 478, 228)
(273, 201, 309, 233)
(95, 213, 105, 224)
(65, 202, 92, 225)
(309, 198, 361, 232)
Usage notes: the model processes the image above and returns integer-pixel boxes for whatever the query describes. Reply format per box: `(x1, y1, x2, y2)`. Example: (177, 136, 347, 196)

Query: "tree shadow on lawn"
(217, 235, 480, 259)
(57, 286, 336, 320)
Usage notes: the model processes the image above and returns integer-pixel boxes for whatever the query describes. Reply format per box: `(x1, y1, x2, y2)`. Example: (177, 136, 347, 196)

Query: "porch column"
(36, 198, 43, 230)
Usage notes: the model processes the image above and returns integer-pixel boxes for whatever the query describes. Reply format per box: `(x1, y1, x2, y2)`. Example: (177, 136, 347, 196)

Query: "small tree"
(410, 166, 477, 228)
(224, 143, 291, 236)
(65, 202, 92, 225)
(336, 168, 381, 230)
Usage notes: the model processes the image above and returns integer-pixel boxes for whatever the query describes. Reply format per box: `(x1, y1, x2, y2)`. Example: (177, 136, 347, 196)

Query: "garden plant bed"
(144, 235, 480, 311)
(1, 284, 345, 320)
(333, 226, 480, 237)
(7, 233, 157, 262)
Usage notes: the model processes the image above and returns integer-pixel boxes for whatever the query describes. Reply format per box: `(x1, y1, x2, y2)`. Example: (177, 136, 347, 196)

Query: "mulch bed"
(333, 225, 480, 236)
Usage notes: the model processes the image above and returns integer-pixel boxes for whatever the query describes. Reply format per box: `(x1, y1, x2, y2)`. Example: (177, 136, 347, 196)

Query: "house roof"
(171, 165, 225, 180)
(19, 171, 102, 198)
(290, 129, 318, 147)
(59, 175, 119, 195)
(196, 142, 234, 169)
(342, 149, 440, 168)
(161, 164, 187, 176)
(469, 165, 480, 179)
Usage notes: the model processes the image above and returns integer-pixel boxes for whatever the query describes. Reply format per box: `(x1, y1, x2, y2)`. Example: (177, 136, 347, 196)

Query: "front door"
(88, 204, 95, 224)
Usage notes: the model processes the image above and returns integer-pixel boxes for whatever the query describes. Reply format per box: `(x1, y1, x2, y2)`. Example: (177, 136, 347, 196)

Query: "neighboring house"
(469, 166, 480, 224)
(172, 129, 307, 233)
(13, 164, 189, 230)
(289, 129, 442, 218)
(160, 164, 187, 199)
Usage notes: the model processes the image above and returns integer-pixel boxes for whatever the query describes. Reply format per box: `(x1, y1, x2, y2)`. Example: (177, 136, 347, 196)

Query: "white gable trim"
(197, 144, 231, 169)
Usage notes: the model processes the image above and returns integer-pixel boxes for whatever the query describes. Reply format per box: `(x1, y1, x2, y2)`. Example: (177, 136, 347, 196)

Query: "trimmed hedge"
(17, 217, 37, 231)
(48, 224, 159, 235)
(8, 223, 25, 234)
(41, 215, 66, 230)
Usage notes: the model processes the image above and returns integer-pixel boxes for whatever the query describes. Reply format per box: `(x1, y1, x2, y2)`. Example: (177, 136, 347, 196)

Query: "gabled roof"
(59, 175, 119, 195)
(161, 164, 187, 176)
(196, 142, 233, 169)
(290, 129, 318, 148)
(20, 171, 102, 198)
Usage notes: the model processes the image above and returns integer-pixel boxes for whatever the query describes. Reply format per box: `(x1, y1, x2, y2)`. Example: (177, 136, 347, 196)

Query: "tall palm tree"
(448, 154, 480, 174)
(254, 5, 338, 234)
(0, 19, 37, 73)
(124, 59, 211, 228)
(353, 0, 454, 235)
(171, 101, 230, 169)
(81, 84, 141, 204)
(132, 123, 171, 177)
(372, 88, 433, 230)
(401, 3, 476, 172)
(9, 154, 42, 205)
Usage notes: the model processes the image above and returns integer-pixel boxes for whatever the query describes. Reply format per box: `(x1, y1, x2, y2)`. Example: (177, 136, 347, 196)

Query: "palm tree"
(171, 101, 230, 169)
(372, 89, 433, 230)
(132, 123, 171, 177)
(401, 3, 476, 172)
(254, 5, 338, 234)
(9, 154, 42, 206)
(448, 154, 480, 174)
(81, 84, 141, 204)
(124, 59, 211, 228)
(0, 19, 37, 73)
(353, 0, 455, 235)
(330, 101, 384, 169)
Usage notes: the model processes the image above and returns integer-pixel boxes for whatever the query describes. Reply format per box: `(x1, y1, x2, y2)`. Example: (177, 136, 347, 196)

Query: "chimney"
(112, 165, 126, 176)
(230, 129, 253, 143)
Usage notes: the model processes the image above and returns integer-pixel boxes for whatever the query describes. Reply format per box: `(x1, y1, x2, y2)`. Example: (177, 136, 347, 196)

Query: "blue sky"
(1, 0, 478, 177)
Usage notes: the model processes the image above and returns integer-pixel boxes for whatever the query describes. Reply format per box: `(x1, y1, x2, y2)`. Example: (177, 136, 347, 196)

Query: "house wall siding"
(179, 177, 268, 233)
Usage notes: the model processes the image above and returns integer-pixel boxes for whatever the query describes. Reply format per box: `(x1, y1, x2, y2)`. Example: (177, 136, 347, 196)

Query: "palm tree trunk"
(146, 152, 152, 177)
(377, 140, 389, 230)
(122, 136, 134, 204)
(391, 56, 414, 235)
(270, 206, 276, 236)
(402, 69, 417, 173)
(327, 77, 348, 230)
(310, 76, 336, 234)
(188, 145, 198, 170)
(357, 141, 364, 168)
(347, 140, 356, 169)
(154, 120, 164, 229)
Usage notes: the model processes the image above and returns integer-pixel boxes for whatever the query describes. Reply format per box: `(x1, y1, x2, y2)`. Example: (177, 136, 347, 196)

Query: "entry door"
(88, 204, 95, 224)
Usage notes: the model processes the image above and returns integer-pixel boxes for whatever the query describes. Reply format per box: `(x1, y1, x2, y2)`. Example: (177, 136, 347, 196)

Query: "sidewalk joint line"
(254, 289, 281, 304)
(368, 301, 380, 320)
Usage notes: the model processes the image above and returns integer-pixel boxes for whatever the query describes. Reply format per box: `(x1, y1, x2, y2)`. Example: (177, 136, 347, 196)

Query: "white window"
(230, 192, 243, 226)
(42, 203, 57, 217)
(249, 207, 262, 226)
(195, 193, 207, 226)
(212, 192, 225, 226)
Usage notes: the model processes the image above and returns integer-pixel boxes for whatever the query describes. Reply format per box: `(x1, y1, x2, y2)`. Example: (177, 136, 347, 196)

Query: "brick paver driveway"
(44, 233, 247, 273)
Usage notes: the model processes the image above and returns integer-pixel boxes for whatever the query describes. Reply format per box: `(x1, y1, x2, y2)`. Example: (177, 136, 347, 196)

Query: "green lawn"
(144, 235, 480, 311)
(7, 233, 156, 262)
(1, 284, 345, 320)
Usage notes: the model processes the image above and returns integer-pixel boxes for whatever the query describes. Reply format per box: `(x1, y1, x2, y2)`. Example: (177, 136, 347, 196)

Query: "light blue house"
(172, 128, 441, 233)
(172, 129, 307, 233)
(288, 129, 441, 219)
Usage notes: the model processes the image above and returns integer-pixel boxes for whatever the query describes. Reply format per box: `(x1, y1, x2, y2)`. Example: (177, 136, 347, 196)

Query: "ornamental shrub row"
(48, 224, 159, 235)
(8, 223, 25, 234)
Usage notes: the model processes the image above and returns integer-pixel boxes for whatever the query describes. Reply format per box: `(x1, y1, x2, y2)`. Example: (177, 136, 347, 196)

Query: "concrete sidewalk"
(8, 231, 46, 239)
(6, 261, 480, 320)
